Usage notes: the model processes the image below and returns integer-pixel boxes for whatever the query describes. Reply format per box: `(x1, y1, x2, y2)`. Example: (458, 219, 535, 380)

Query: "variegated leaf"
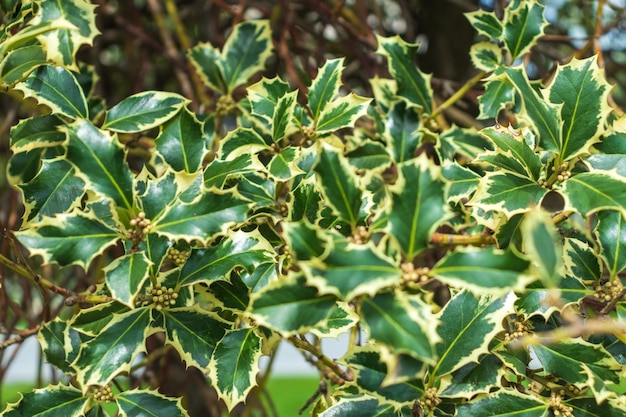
(315, 93, 371, 135)
(9, 114, 65, 151)
(470, 41, 502, 72)
(466, 9, 503, 39)
(219, 20, 273, 93)
(502, 0, 547, 60)
(520, 208, 563, 287)
(503, 66, 561, 152)
(159, 306, 230, 372)
(117, 389, 189, 417)
(247, 76, 292, 121)
(18, 157, 85, 222)
(176, 230, 274, 286)
(154, 189, 251, 243)
(561, 172, 626, 217)
(154, 107, 206, 173)
(188, 42, 225, 93)
(248, 274, 336, 335)
(456, 391, 548, 417)
(432, 291, 516, 378)
(308, 58, 344, 121)
(386, 156, 451, 259)
(477, 75, 515, 120)
(1, 384, 87, 417)
(314, 143, 363, 228)
(65, 119, 134, 210)
(594, 210, 626, 277)
(431, 247, 534, 295)
(382, 100, 421, 163)
(103, 91, 189, 133)
(15, 211, 121, 269)
(478, 124, 542, 180)
(104, 252, 151, 308)
(209, 328, 263, 411)
(271, 90, 298, 142)
(15, 65, 88, 119)
(361, 290, 439, 364)
(74, 308, 155, 390)
(376, 34, 433, 113)
(547, 56, 612, 161)
(0, 44, 47, 85)
(563, 238, 602, 282)
(31, 0, 99, 69)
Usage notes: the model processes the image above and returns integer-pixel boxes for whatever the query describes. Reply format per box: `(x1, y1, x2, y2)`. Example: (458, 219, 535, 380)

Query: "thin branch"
(430, 233, 496, 246)
(430, 70, 488, 122)
(289, 335, 353, 382)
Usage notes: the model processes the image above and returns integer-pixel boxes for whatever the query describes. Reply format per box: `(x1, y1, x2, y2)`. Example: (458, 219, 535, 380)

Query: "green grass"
(0, 376, 319, 416)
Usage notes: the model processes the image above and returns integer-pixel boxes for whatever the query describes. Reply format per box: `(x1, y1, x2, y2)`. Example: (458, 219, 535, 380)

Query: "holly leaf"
(594, 210, 626, 277)
(103, 91, 188, 133)
(116, 389, 189, 417)
(308, 58, 344, 121)
(104, 252, 151, 308)
(502, 0, 547, 60)
(456, 391, 548, 417)
(1, 384, 87, 417)
(154, 107, 206, 173)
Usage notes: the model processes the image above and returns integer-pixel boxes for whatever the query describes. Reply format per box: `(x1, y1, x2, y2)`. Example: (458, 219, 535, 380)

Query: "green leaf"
(65, 119, 134, 210)
(219, 20, 273, 93)
(249, 274, 336, 335)
(478, 124, 542, 180)
(568, 397, 626, 417)
(594, 210, 626, 277)
(439, 354, 504, 399)
(38, 318, 80, 374)
(176, 230, 273, 286)
(532, 339, 623, 403)
(520, 208, 563, 287)
(456, 391, 548, 417)
(516, 275, 587, 319)
(376, 34, 433, 113)
(437, 125, 493, 163)
(209, 328, 263, 411)
(204, 153, 264, 188)
(315, 93, 371, 135)
(15, 211, 120, 268)
(310, 301, 359, 338)
(154, 189, 251, 242)
(154, 107, 206, 173)
(361, 290, 438, 364)
(18, 158, 85, 222)
(217, 127, 270, 160)
(33, 0, 99, 69)
(233, 173, 275, 208)
(160, 306, 230, 371)
(103, 91, 188, 133)
(502, 0, 547, 60)
(469, 171, 549, 218)
(470, 42, 502, 72)
(267, 146, 304, 180)
(503, 66, 561, 152)
(561, 172, 626, 217)
(466, 9, 503, 39)
(117, 389, 189, 417)
(442, 163, 480, 204)
(71, 302, 130, 337)
(247, 76, 292, 121)
(104, 252, 151, 308)
(74, 308, 154, 389)
(431, 247, 534, 295)
(1, 384, 87, 417)
(271, 90, 298, 142)
(478, 76, 515, 120)
(283, 220, 332, 261)
(314, 143, 363, 228)
(548, 56, 612, 161)
(319, 395, 400, 417)
(563, 238, 602, 281)
(345, 139, 392, 171)
(307, 236, 400, 300)
(386, 157, 450, 259)
(432, 291, 516, 378)
(382, 100, 421, 163)
(9, 114, 65, 151)
(0, 44, 47, 85)
(15, 65, 87, 119)
(309, 58, 344, 121)
(344, 346, 426, 406)
(188, 42, 225, 93)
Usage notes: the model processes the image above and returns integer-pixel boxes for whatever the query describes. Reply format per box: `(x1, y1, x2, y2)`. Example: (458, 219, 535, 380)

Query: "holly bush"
(1, 0, 625, 416)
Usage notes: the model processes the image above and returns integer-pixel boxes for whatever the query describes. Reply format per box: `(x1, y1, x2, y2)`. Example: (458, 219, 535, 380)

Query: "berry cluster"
(347, 226, 369, 244)
(128, 211, 152, 245)
(136, 285, 179, 310)
(92, 385, 114, 402)
(418, 387, 441, 413)
(594, 280, 624, 303)
(216, 94, 236, 116)
(550, 392, 573, 417)
(400, 262, 430, 284)
(168, 247, 189, 266)
(504, 319, 531, 342)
